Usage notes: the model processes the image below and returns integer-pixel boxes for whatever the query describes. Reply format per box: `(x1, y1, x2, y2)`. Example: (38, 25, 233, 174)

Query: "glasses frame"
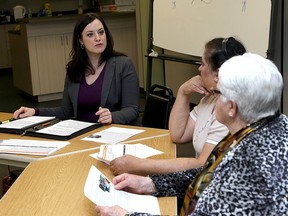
(210, 89, 222, 96)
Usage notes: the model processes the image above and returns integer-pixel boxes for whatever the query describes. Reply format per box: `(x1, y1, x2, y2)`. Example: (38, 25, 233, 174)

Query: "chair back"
(142, 84, 174, 129)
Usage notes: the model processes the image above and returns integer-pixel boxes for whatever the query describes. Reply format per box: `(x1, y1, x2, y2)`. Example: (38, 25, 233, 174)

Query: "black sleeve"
(126, 169, 201, 216)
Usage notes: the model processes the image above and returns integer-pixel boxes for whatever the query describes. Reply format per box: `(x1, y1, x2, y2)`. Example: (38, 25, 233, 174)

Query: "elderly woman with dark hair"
(110, 37, 246, 176)
(13, 13, 139, 125)
(95, 53, 288, 216)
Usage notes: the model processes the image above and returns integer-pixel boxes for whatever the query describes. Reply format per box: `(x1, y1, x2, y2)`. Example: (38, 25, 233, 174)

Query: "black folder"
(0, 116, 102, 140)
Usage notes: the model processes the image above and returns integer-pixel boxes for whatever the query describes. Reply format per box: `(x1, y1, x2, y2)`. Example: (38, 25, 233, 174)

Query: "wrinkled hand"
(179, 75, 209, 96)
(110, 155, 142, 175)
(13, 106, 36, 119)
(96, 107, 112, 124)
(112, 173, 156, 194)
(95, 205, 127, 216)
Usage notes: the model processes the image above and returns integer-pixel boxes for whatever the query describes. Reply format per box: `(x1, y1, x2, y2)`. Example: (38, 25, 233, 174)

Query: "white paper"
(0, 139, 70, 156)
(36, 119, 97, 136)
(82, 127, 145, 144)
(84, 165, 160, 214)
(0, 116, 55, 129)
(90, 143, 163, 164)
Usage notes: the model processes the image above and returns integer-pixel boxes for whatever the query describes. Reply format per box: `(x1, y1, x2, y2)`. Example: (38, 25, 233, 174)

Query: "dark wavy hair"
(205, 37, 246, 71)
(66, 13, 125, 82)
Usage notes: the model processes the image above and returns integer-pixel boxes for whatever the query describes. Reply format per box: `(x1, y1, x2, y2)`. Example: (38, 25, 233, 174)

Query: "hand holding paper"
(84, 165, 160, 215)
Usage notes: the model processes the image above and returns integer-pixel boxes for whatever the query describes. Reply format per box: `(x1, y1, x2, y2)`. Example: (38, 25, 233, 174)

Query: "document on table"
(84, 165, 160, 215)
(0, 116, 55, 129)
(36, 119, 96, 136)
(0, 139, 70, 156)
(90, 143, 164, 165)
(82, 126, 145, 144)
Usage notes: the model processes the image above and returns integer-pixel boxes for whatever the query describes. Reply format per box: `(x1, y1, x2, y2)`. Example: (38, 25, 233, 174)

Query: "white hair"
(218, 53, 283, 124)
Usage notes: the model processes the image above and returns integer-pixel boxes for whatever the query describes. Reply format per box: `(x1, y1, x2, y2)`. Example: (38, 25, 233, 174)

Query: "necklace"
(193, 113, 214, 146)
(92, 61, 105, 73)
(86, 62, 106, 85)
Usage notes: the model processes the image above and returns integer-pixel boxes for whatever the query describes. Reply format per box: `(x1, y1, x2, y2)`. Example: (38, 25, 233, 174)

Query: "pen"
(88, 134, 101, 138)
(21, 130, 27, 136)
(33, 121, 52, 130)
(123, 145, 126, 155)
(0, 118, 16, 124)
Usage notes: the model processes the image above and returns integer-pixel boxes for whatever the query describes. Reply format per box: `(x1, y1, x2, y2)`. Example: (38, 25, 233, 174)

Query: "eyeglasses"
(210, 89, 222, 96)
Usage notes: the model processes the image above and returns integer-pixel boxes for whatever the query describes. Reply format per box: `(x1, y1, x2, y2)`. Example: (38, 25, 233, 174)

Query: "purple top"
(77, 66, 106, 122)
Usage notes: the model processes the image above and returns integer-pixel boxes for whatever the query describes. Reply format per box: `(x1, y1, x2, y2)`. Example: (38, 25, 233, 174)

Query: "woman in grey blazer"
(14, 13, 139, 125)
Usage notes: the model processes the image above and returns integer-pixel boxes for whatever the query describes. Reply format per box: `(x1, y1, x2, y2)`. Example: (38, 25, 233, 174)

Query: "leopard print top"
(129, 114, 288, 216)
(192, 114, 288, 215)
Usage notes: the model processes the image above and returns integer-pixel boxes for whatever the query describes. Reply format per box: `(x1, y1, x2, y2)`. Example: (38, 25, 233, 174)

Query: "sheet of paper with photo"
(82, 126, 145, 144)
(84, 165, 160, 215)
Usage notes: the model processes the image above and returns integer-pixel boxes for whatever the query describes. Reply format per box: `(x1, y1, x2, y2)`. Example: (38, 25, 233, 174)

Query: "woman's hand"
(13, 106, 36, 119)
(95, 205, 128, 216)
(110, 155, 143, 176)
(112, 173, 156, 195)
(96, 107, 112, 124)
(179, 75, 209, 96)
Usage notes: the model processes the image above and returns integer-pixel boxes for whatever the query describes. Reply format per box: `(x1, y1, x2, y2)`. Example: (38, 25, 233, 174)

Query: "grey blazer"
(37, 56, 140, 124)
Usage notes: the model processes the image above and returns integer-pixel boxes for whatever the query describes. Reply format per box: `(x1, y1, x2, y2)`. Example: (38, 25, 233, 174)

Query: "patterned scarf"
(180, 112, 279, 216)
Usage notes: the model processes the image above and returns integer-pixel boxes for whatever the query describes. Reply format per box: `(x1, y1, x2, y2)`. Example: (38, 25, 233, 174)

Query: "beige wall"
(136, 0, 164, 89)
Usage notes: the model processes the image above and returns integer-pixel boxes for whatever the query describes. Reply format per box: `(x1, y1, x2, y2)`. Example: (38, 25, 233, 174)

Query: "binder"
(0, 116, 102, 140)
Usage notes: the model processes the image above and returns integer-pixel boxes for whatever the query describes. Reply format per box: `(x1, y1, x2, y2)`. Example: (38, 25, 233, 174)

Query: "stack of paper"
(36, 119, 97, 137)
(0, 139, 70, 156)
(0, 116, 56, 130)
(90, 143, 163, 165)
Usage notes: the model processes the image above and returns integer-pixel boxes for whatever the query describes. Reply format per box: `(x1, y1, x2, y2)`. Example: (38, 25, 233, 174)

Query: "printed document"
(82, 126, 145, 144)
(90, 143, 163, 164)
(0, 116, 55, 129)
(84, 165, 160, 214)
(36, 119, 97, 136)
(0, 139, 70, 155)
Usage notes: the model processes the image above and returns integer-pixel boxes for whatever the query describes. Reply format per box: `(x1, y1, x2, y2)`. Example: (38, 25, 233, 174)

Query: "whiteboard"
(153, 0, 271, 57)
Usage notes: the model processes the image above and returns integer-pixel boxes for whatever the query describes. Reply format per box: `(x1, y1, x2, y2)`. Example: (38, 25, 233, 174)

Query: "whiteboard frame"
(153, 0, 271, 57)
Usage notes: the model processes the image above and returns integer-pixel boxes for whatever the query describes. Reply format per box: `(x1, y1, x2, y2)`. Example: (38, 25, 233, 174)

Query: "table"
(0, 112, 170, 167)
(0, 135, 177, 215)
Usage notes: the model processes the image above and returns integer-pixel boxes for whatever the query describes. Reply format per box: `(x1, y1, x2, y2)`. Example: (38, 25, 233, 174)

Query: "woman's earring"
(80, 43, 84, 50)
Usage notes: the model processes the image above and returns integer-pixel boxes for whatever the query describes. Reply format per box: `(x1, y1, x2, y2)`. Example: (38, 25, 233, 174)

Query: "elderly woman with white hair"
(95, 53, 288, 216)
